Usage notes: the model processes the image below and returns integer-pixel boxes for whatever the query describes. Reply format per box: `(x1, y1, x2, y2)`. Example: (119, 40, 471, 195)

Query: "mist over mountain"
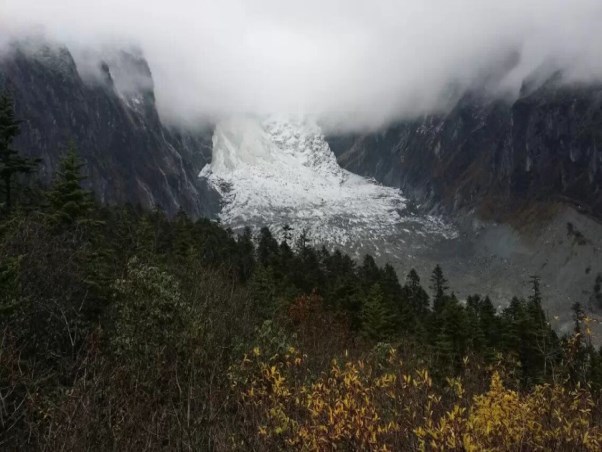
(5, 3, 602, 449)
(4, 0, 602, 131)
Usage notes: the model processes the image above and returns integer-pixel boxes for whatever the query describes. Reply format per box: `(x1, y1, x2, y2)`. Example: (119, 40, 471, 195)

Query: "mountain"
(325, 84, 602, 337)
(0, 40, 218, 217)
(1, 39, 601, 337)
(327, 81, 602, 221)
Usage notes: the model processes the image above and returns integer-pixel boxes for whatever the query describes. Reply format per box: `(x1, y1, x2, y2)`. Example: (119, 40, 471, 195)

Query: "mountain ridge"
(0, 40, 218, 217)
(327, 83, 602, 223)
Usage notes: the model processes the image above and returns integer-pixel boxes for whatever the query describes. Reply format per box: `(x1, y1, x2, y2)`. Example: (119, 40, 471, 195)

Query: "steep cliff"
(0, 41, 218, 217)
(328, 81, 602, 221)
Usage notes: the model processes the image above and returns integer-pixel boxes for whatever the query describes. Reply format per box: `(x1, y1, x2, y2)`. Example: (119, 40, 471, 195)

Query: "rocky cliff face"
(0, 41, 218, 217)
(328, 81, 602, 221)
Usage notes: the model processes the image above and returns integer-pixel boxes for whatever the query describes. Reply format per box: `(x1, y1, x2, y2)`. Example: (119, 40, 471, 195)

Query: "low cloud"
(3, 0, 602, 131)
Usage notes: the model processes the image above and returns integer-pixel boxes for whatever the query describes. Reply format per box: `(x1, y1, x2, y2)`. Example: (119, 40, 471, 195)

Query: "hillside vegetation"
(2, 93, 602, 450)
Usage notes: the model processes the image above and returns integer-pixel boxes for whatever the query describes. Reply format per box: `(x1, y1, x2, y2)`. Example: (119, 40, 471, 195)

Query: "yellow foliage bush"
(230, 345, 602, 451)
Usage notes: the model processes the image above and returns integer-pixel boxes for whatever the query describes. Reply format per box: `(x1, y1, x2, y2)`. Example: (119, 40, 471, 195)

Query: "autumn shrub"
(232, 343, 602, 451)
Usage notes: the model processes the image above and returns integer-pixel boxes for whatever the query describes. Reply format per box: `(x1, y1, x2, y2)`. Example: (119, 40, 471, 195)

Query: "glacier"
(200, 116, 457, 252)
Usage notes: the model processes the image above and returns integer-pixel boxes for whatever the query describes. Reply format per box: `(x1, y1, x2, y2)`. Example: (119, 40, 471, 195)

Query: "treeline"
(1, 92, 602, 450)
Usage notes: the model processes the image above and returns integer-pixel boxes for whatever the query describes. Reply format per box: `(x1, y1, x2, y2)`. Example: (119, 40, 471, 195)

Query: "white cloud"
(3, 0, 602, 131)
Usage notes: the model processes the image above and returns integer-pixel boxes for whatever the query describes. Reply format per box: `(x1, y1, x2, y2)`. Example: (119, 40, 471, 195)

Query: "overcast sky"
(3, 0, 602, 131)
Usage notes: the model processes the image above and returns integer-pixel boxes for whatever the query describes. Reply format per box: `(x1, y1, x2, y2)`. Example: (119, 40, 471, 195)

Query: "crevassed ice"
(200, 115, 455, 246)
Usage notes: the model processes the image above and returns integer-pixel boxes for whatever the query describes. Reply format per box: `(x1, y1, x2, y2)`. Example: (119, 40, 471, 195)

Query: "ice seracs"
(200, 115, 456, 247)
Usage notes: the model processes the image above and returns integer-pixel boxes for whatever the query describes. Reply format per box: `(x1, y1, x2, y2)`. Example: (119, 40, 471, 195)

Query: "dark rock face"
(0, 42, 218, 217)
(328, 83, 602, 220)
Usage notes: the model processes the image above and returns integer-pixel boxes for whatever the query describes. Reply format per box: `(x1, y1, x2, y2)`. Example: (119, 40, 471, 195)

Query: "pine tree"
(381, 264, 408, 331)
(466, 295, 487, 353)
(47, 145, 95, 226)
(404, 269, 430, 318)
(430, 264, 449, 312)
(173, 208, 196, 260)
(258, 227, 279, 267)
(249, 265, 279, 319)
(361, 283, 395, 341)
(0, 94, 39, 211)
(433, 294, 469, 374)
(479, 296, 500, 359)
(298, 245, 323, 293)
(237, 227, 256, 282)
(359, 255, 381, 291)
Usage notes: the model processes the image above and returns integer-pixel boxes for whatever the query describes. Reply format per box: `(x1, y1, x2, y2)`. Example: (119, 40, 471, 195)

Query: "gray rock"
(327, 80, 602, 220)
(0, 40, 219, 218)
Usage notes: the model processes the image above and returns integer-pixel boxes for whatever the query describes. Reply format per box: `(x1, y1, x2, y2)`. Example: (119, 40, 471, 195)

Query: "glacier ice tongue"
(200, 115, 456, 248)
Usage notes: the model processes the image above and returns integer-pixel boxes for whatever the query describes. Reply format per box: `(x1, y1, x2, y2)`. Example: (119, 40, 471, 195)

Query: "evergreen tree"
(500, 280, 560, 387)
(258, 227, 279, 267)
(500, 296, 523, 352)
(430, 265, 449, 312)
(297, 244, 323, 293)
(359, 255, 381, 291)
(433, 294, 469, 374)
(527, 275, 558, 380)
(0, 94, 38, 211)
(237, 227, 256, 282)
(361, 283, 395, 341)
(479, 296, 500, 359)
(173, 208, 196, 260)
(380, 264, 408, 331)
(249, 265, 280, 319)
(466, 295, 487, 353)
(403, 269, 430, 318)
(47, 145, 95, 226)
(429, 265, 450, 341)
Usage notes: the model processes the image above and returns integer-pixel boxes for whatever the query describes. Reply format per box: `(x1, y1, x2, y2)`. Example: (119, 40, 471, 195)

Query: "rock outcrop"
(0, 40, 218, 217)
(328, 80, 602, 221)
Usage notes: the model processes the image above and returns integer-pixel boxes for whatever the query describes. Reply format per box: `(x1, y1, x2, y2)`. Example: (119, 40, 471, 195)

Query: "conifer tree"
(249, 265, 279, 319)
(430, 264, 449, 312)
(258, 227, 279, 267)
(404, 269, 430, 318)
(466, 295, 487, 352)
(237, 227, 256, 282)
(359, 255, 381, 291)
(0, 94, 38, 211)
(381, 264, 408, 330)
(47, 144, 94, 226)
(173, 208, 195, 260)
(433, 293, 469, 373)
(479, 296, 500, 357)
(362, 283, 395, 341)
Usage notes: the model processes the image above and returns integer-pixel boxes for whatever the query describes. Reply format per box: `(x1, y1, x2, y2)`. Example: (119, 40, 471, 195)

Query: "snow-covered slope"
(200, 116, 456, 248)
